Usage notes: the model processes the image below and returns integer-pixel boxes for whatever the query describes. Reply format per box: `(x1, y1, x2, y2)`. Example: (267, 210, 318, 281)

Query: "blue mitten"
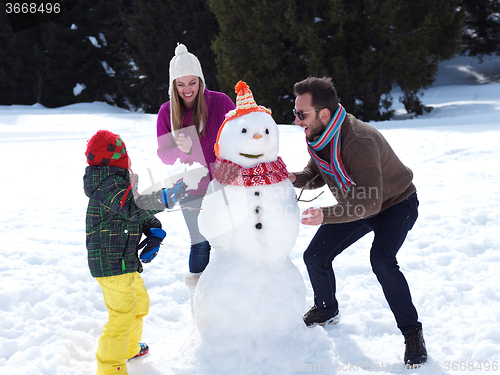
(163, 179, 188, 208)
(138, 228, 166, 263)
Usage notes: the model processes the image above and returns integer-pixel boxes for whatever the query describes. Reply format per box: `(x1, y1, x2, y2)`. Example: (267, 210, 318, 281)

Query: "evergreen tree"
(208, 0, 305, 122)
(2, 0, 474, 118)
(461, 0, 500, 57)
(0, 0, 132, 108)
(210, 0, 464, 122)
(0, 25, 45, 105)
(39, 0, 130, 107)
(0, 4, 52, 105)
(123, 0, 220, 113)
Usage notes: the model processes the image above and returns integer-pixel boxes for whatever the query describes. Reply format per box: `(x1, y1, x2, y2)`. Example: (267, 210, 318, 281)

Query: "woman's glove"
(162, 179, 188, 208)
(138, 228, 166, 263)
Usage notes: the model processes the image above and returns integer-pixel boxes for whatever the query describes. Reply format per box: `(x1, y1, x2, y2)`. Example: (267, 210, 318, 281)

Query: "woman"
(156, 43, 235, 289)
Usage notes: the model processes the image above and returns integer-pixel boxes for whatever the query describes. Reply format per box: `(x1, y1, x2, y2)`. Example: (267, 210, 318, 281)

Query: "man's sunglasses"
(292, 108, 324, 121)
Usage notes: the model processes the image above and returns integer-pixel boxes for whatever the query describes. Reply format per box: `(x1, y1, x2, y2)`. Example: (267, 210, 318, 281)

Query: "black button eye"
(265, 129, 269, 134)
(242, 128, 247, 133)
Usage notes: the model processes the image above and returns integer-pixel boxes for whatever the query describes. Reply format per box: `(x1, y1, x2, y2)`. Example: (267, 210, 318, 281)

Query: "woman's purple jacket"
(156, 89, 235, 195)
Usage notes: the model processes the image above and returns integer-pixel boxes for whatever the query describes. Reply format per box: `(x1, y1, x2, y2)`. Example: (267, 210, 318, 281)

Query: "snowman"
(175, 82, 332, 373)
(192, 82, 306, 357)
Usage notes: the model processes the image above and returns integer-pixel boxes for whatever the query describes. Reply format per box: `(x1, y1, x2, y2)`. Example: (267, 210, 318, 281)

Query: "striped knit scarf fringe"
(306, 104, 352, 192)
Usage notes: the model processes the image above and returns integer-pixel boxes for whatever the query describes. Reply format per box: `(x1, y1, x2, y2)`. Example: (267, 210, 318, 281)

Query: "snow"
(98, 33, 108, 47)
(87, 36, 100, 48)
(73, 84, 86, 96)
(101, 61, 116, 77)
(1, 56, 500, 375)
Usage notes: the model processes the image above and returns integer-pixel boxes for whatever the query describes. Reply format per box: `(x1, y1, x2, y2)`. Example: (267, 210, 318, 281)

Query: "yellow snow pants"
(96, 272, 150, 375)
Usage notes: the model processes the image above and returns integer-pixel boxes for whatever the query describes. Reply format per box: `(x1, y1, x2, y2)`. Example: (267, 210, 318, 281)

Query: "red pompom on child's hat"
(85, 130, 130, 169)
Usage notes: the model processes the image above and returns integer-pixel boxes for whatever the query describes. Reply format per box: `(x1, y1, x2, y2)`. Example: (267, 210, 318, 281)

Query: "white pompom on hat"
(169, 43, 206, 98)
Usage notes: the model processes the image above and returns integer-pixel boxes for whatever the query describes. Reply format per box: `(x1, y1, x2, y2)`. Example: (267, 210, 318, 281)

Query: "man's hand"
(301, 207, 324, 226)
(288, 173, 296, 183)
(177, 133, 192, 154)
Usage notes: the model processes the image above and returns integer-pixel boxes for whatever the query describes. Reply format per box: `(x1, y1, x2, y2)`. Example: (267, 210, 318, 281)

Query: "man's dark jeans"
(303, 192, 421, 335)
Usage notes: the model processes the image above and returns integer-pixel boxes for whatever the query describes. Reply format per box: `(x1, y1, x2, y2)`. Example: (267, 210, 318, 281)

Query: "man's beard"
(306, 117, 327, 142)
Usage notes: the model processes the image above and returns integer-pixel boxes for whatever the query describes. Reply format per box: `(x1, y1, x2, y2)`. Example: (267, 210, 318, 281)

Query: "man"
(289, 77, 427, 368)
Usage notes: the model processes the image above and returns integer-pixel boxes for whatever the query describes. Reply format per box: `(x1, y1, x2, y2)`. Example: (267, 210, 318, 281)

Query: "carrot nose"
(253, 133, 263, 139)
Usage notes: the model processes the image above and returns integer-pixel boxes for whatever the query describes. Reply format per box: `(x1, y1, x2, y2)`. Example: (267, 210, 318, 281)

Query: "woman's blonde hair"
(171, 78, 208, 138)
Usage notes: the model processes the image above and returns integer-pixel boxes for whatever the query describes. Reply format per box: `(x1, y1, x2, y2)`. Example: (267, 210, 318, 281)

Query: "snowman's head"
(217, 111, 279, 168)
(215, 81, 280, 168)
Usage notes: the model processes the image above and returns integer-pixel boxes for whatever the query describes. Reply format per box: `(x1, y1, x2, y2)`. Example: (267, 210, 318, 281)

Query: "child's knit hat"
(85, 130, 130, 170)
(169, 43, 205, 98)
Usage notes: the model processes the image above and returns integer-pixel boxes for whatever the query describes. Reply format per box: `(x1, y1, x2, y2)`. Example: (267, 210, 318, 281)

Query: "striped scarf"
(306, 104, 352, 192)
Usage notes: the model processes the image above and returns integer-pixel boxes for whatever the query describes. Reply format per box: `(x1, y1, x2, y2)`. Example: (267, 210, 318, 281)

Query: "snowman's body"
(200, 179, 298, 260)
(196, 110, 306, 338)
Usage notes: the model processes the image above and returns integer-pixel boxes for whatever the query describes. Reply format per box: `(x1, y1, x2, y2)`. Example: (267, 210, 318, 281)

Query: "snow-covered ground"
(1, 56, 499, 375)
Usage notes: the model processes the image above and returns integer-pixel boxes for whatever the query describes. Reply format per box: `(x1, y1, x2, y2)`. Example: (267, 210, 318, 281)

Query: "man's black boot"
(404, 327, 427, 368)
(303, 306, 340, 327)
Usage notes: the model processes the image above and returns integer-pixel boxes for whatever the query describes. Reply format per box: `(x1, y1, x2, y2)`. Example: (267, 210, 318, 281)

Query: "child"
(84, 130, 186, 375)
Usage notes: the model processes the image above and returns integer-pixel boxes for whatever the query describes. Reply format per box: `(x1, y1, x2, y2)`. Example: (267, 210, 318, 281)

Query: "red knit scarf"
(214, 157, 289, 186)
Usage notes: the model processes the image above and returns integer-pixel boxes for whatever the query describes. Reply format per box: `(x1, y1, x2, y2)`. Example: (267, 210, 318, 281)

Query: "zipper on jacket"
(121, 230, 130, 272)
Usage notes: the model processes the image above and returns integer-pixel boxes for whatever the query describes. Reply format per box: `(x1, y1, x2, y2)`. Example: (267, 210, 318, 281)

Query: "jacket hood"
(84, 166, 136, 198)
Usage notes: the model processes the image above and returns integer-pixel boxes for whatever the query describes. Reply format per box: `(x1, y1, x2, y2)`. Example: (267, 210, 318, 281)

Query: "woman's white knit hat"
(169, 43, 205, 98)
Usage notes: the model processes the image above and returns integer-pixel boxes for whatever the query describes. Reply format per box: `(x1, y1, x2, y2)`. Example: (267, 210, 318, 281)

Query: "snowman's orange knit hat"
(215, 81, 272, 158)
